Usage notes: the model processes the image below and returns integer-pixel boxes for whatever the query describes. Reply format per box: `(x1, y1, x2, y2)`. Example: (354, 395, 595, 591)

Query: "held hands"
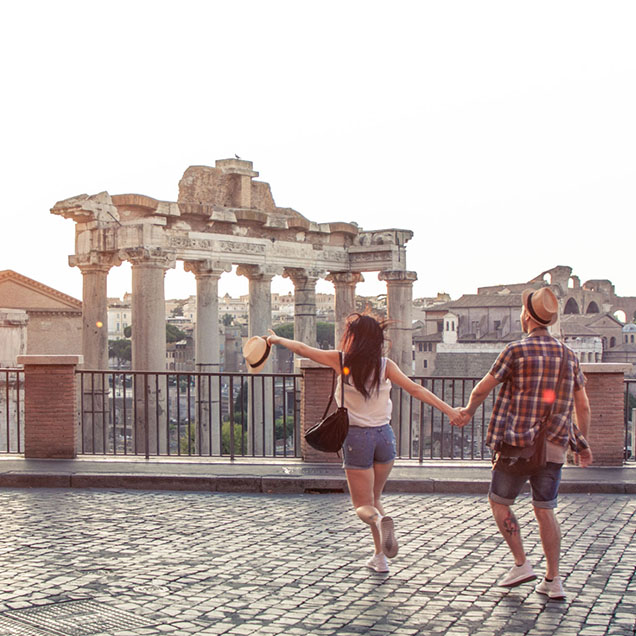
(449, 407, 472, 428)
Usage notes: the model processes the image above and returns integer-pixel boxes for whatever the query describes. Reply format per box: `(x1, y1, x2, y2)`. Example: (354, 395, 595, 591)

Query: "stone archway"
(564, 297, 580, 314)
(586, 301, 600, 314)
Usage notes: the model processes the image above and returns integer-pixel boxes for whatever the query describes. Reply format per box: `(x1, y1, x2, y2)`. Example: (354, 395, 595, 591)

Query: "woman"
(267, 314, 462, 574)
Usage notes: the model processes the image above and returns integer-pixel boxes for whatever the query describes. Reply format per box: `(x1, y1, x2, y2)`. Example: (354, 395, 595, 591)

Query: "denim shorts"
(489, 462, 563, 509)
(342, 423, 397, 470)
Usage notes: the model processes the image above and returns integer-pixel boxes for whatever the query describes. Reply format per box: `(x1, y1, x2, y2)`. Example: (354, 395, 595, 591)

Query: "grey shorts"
(342, 423, 397, 470)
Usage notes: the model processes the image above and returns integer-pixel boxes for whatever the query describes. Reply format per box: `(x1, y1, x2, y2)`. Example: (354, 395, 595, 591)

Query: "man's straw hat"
(522, 287, 559, 326)
(242, 336, 271, 373)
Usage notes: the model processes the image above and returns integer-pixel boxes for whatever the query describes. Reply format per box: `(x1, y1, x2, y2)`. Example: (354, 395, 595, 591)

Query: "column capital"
(379, 270, 418, 285)
(70, 253, 122, 272)
(236, 264, 279, 281)
(283, 267, 325, 285)
(121, 248, 176, 270)
(326, 271, 364, 286)
(183, 259, 231, 279)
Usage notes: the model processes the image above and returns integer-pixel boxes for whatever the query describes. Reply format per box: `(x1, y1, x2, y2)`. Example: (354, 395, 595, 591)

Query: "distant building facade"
(0, 270, 82, 363)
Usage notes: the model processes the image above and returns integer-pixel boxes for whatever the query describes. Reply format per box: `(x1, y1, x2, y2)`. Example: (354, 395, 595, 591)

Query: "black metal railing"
(77, 370, 301, 459)
(0, 368, 24, 454)
(75, 370, 636, 463)
(392, 377, 494, 461)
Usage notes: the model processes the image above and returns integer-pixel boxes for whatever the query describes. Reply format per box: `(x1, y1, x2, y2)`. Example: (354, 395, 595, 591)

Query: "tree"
(166, 323, 187, 343)
(124, 324, 187, 342)
(222, 313, 234, 326)
(171, 305, 184, 317)
(317, 322, 335, 349)
(108, 339, 131, 367)
(273, 323, 294, 339)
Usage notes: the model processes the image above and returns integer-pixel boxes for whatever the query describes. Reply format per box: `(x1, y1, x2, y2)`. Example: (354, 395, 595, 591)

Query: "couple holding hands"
(263, 287, 592, 599)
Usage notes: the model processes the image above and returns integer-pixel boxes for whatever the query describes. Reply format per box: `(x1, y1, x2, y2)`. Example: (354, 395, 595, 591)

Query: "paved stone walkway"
(0, 489, 634, 636)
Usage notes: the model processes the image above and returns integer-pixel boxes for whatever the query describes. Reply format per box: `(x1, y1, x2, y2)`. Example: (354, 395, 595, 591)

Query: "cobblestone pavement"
(0, 489, 634, 636)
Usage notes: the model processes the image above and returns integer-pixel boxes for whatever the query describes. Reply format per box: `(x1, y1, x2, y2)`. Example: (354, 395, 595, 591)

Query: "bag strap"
(320, 351, 345, 420)
(339, 351, 345, 408)
(543, 342, 569, 424)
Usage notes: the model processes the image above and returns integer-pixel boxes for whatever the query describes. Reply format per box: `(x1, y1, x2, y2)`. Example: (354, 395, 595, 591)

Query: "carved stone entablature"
(354, 229, 413, 248)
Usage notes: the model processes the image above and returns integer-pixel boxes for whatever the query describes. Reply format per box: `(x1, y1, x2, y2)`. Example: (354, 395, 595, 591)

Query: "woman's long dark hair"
(340, 313, 389, 399)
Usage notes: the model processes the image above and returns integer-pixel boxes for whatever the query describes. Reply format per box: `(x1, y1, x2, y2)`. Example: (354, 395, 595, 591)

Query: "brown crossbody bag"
(493, 342, 569, 475)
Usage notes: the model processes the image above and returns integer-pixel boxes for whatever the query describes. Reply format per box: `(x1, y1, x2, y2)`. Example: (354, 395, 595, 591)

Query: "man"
(457, 287, 593, 600)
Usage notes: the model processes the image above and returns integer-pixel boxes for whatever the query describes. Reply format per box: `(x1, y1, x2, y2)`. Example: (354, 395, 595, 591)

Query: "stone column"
(237, 265, 276, 456)
(73, 257, 120, 370)
(284, 268, 321, 348)
(379, 270, 418, 457)
(184, 260, 229, 455)
(327, 271, 363, 347)
(127, 249, 175, 456)
(73, 256, 119, 453)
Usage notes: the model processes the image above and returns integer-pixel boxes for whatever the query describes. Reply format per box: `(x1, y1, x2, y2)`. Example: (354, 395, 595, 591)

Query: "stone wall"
(433, 352, 499, 378)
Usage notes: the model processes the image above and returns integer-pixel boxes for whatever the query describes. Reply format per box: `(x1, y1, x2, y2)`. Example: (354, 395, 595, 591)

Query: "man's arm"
(572, 387, 593, 467)
(456, 372, 500, 427)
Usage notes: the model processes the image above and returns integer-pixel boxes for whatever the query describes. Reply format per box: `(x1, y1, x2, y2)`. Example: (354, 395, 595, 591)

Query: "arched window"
(632, 335, 635, 344)
(586, 301, 600, 314)
(614, 310, 626, 323)
(564, 298, 580, 314)
(610, 337, 616, 347)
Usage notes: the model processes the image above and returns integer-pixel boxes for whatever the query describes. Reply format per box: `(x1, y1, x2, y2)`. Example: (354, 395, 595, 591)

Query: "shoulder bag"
(493, 342, 569, 475)
(304, 352, 349, 453)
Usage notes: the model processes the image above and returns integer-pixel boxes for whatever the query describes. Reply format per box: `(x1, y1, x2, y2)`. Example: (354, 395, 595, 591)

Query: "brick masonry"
(300, 363, 341, 463)
(18, 355, 82, 459)
(582, 366, 629, 466)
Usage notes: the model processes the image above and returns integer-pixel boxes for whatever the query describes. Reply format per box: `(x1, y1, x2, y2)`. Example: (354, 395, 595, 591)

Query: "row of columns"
(78, 256, 417, 374)
(77, 254, 417, 455)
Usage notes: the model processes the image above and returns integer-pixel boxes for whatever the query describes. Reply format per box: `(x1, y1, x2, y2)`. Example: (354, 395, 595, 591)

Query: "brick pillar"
(580, 363, 631, 466)
(17, 355, 83, 459)
(299, 359, 341, 463)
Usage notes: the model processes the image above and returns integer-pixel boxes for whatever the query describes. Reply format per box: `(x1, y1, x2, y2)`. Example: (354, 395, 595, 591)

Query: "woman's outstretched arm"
(385, 359, 463, 424)
(267, 331, 341, 372)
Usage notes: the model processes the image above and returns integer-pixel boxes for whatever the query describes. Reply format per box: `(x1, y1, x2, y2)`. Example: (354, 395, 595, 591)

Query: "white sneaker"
(366, 552, 389, 573)
(498, 560, 537, 587)
(535, 576, 566, 600)
(380, 516, 398, 558)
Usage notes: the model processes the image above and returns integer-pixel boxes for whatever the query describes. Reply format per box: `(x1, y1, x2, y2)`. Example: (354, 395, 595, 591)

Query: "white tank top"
(335, 357, 393, 428)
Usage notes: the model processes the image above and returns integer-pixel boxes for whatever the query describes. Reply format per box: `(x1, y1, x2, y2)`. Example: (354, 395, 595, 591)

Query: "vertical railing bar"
(218, 375, 224, 456)
(101, 372, 107, 455)
(166, 374, 171, 456)
(282, 376, 288, 458)
(187, 374, 192, 456)
(176, 374, 182, 456)
(206, 374, 214, 457)
(196, 373, 202, 457)
(5, 370, 10, 453)
(229, 375, 235, 460)
(122, 373, 128, 455)
(418, 379, 424, 463)
(111, 372, 117, 456)
(132, 373, 138, 455)
(451, 379, 457, 459)
(155, 374, 160, 456)
(143, 373, 149, 459)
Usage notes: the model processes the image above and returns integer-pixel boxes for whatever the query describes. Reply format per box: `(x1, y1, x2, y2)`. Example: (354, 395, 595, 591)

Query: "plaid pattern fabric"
(487, 334, 588, 451)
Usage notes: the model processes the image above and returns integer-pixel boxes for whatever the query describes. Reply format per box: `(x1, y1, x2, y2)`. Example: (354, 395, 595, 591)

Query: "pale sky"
(1, 1, 634, 303)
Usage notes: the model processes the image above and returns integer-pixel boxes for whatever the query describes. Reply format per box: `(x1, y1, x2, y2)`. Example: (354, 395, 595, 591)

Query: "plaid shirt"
(487, 332, 588, 452)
